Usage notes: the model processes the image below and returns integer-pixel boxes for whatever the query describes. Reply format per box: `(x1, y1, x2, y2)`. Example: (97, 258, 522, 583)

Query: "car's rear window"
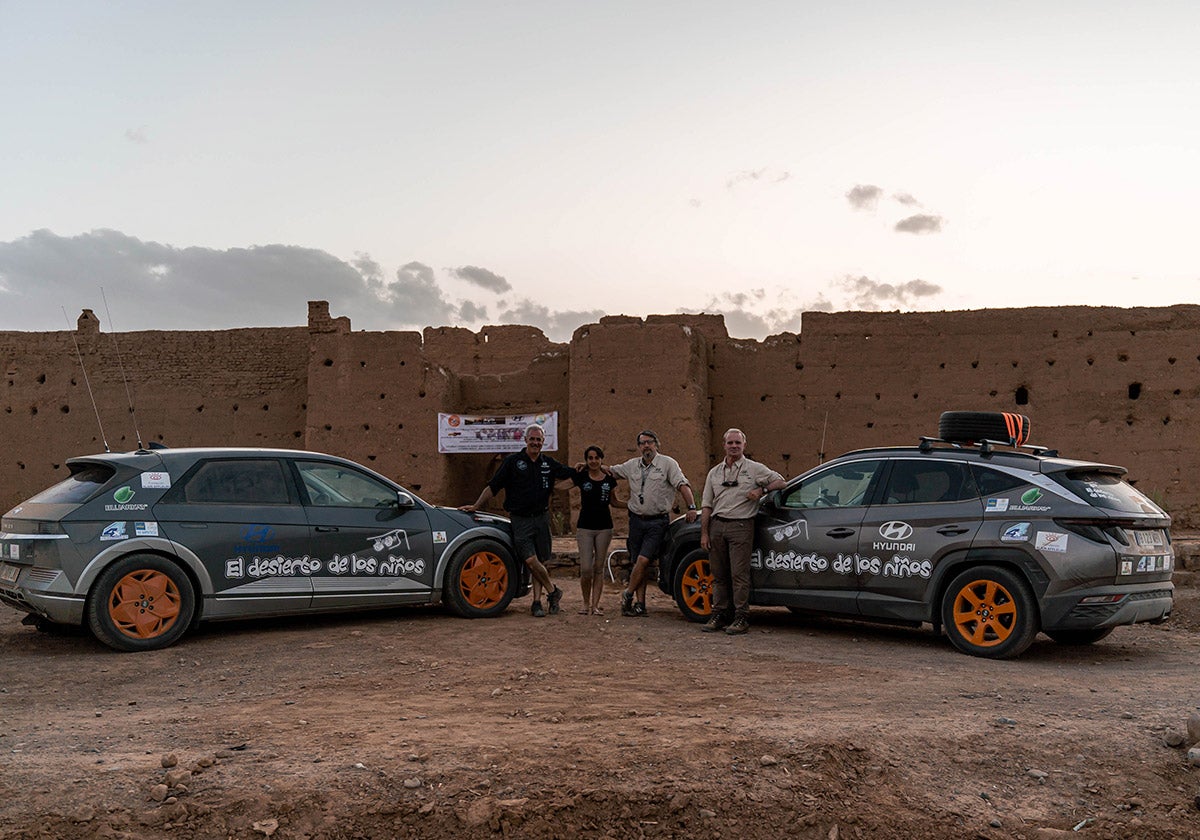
(1051, 470, 1162, 514)
(26, 464, 116, 505)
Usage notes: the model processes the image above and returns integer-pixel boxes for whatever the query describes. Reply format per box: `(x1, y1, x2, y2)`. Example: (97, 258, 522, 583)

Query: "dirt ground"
(2, 567, 1199, 840)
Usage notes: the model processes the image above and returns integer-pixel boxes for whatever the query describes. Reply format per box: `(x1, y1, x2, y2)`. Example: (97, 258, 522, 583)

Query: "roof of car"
(65, 447, 354, 468)
(830, 445, 1126, 475)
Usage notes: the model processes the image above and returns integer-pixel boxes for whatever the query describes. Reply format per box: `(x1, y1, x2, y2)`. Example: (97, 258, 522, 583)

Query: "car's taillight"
(1053, 518, 1124, 545)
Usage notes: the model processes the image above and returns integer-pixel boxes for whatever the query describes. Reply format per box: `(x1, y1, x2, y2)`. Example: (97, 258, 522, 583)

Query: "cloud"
(892, 191, 921, 207)
(840, 275, 942, 309)
(124, 126, 149, 144)
(450, 265, 511, 293)
(458, 300, 489, 321)
(679, 289, 811, 339)
(846, 184, 883, 210)
(496, 300, 606, 343)
(726, 168, 791, 189)
(894, 214, 944, 234)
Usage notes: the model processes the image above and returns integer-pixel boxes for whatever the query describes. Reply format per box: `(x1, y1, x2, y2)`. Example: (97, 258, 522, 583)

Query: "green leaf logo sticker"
(113, 486, 135, 504)
(1020, 488, 1042, 505)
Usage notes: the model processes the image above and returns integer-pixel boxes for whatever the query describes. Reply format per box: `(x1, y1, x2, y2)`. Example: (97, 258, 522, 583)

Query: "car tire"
(443, 539, 517, 618)
(672, 548, 714, 623)
(938, 411, 1030, 446)
(941, 565, 1038, 659)
(1045, 627, 1114, 646)
(86, 554, 196, 652)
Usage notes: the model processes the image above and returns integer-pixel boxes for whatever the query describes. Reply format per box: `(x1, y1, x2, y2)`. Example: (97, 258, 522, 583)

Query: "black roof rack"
(916, 436, 1058, 459)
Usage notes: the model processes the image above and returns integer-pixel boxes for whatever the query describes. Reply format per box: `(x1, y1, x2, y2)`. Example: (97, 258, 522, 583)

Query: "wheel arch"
(76, 539, 213, 622)
(435, 526, 520, 602)
(929, 548, 1047, 633)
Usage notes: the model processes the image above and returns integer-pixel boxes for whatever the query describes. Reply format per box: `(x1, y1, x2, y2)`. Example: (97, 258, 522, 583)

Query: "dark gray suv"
(1, 448, 524, 651)
(658, 412, 1174, 658)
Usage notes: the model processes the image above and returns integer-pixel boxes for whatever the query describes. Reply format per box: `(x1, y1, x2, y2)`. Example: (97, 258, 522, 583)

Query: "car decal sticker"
(100, 522, 128, 541)
(1001, 522, 1030, 542)
(1034, 531, 1068, 553)
(134, 521, 159, 537)
(751, 548, 932, 579)
(140, 472, 171, 489)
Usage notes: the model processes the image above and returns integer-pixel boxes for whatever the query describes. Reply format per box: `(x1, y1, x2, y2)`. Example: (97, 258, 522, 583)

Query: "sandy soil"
(2, 574, 1199, 840)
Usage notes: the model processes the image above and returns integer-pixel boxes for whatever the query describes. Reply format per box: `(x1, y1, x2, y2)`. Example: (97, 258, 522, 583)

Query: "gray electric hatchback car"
(658, 412, 1174, 658)
(1, 448, 524, 651)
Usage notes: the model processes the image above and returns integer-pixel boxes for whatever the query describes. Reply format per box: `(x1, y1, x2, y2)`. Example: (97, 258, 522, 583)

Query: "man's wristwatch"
(687, 504, 697, 510)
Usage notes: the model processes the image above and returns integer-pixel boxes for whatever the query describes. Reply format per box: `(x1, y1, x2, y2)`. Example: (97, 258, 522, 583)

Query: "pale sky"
(2, 1, 1197, 340)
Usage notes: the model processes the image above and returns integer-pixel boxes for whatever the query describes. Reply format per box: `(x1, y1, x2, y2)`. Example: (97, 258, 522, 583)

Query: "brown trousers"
(708, 517, 754, 617)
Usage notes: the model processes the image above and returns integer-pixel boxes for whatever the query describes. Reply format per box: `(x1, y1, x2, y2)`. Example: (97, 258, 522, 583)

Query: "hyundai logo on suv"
(879, 521, 914, 541)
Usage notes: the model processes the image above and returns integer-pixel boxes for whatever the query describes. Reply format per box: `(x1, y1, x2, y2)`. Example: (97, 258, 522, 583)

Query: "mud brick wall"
(1, 313, 308, 504)
(3, 302, 1198, 532)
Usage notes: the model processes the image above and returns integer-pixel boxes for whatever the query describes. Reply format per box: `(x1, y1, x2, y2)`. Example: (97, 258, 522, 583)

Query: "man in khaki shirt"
(700, 428, 786, 635)
(608, 430, 697, 617)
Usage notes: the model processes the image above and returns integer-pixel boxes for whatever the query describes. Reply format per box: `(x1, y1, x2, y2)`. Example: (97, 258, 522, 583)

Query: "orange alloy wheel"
(108, 569, 183, 639)
(949, 578, 1019, 647)
(679, 556, 714, 616)
(458, 550, 509, 609)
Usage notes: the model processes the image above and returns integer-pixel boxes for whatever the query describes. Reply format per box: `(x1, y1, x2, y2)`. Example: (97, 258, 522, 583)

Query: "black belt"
(630, 512, 669, 519)
(713, 515, 752, 523)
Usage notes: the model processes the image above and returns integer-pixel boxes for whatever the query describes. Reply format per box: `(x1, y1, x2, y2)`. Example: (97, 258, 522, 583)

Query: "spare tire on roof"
(938, 411, 1031, 446)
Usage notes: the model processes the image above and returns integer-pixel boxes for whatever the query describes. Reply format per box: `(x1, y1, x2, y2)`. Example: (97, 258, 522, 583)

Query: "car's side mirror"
(396, 492, 416, 509)
(761, 491, 779, 511)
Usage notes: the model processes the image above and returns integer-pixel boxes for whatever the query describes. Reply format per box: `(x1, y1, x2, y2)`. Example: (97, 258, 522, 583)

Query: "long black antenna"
(62, 307, 110, 453)
(818, 411, 828, 464)
(100, 287, 145, 451)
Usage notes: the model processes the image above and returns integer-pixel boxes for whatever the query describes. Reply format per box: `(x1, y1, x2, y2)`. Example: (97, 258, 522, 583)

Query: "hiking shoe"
(620, 591, 636, 617)
(530, 599, 546, 618)
(547, 586, 563, 615)
(724, 616, 750, 635)
(701, 613, 730, 633)
(634, 602, 648, 617)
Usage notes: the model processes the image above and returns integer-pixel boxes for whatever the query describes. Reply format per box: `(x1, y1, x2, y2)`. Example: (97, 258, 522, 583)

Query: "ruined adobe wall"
(3, 302, 1198, 529)
(0, 312, 309, 505)
(706, 306, 1200, 526)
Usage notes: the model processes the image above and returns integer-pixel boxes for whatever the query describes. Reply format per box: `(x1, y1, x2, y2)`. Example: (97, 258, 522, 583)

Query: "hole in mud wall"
(323, 359, 333, 366)
(1052, 330, 1059, 338)
(232, 404, 239, 412)
(60, 405, 69, 413)
(1046, 360, 1055, 366)
(989, 390, 997, 397)
(17, 461, 24, 469)
(1015, 386, 1029, 406)
(30, 406, 38, 416)
(37, 374, 46, 384)
(196, 405, 204, 413)
(1128, 383, 1142, 399)
(397, 423, 404, 430)
(1162, 417, 1171, 425)
(912, 393, 918, 400)
(293, 431, 303, 438)
(324, 424, 332, 431)
(262, 404, 269, 411)
(360, 361, 367, 368)
(866, 422, 874, 428)
(362, 424, 371, 431)
(971, 361, 979, 369)
(938, 363, 945, 369)
(1117, 354, 1128, 362)
(1087, 358, 1094, 366)
(379, 393, 386, 400)
(1174, 389, 1181, 396)
(1168, 357, 1177, 365)
(367, 455, 377, 461)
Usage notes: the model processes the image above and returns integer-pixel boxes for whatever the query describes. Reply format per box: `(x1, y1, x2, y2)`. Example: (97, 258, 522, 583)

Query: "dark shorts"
(628, 513, 668, 563)
(511, 512, 552, 564)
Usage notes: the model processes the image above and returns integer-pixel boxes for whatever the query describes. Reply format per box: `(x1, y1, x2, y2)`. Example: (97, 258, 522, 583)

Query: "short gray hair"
(524, 423, 546, 439)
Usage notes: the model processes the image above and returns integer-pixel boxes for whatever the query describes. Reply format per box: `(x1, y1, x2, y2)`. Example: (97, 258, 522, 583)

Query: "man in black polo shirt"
(461, 424, 577, 617)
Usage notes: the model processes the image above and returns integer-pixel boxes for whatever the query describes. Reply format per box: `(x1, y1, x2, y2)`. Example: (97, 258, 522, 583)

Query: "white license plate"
(1134, 530, 1163, 548)
(0, 563, 18, 584)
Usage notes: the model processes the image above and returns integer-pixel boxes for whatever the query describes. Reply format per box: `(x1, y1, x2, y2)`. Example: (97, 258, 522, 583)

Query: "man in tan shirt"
(700, 428, 786, 635)
(608, 430, 697, 617)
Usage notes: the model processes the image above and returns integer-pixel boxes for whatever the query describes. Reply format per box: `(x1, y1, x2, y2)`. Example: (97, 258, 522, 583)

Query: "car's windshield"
(1050, 470, 1162, 515)
(26, 464, 115, 505)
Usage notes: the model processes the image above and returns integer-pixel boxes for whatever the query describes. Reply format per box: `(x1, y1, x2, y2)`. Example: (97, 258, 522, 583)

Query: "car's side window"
(780, 460, 881, 509)
(972, 466, 1028, 497)
(296, 461, 397, 508)
(177, 460, 291, 505)
(879, 460, 976, 505)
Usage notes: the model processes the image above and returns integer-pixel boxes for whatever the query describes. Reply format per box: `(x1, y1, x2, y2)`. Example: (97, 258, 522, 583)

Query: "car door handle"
(825, 528, 856, 539)
(178, 523, 207, 529)
(314, 526, 339, 533)
(937, 525, 970, 536)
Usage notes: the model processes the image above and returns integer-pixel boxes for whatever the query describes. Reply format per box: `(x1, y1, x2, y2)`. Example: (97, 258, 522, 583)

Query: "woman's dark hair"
(584, 445, 604, 460)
